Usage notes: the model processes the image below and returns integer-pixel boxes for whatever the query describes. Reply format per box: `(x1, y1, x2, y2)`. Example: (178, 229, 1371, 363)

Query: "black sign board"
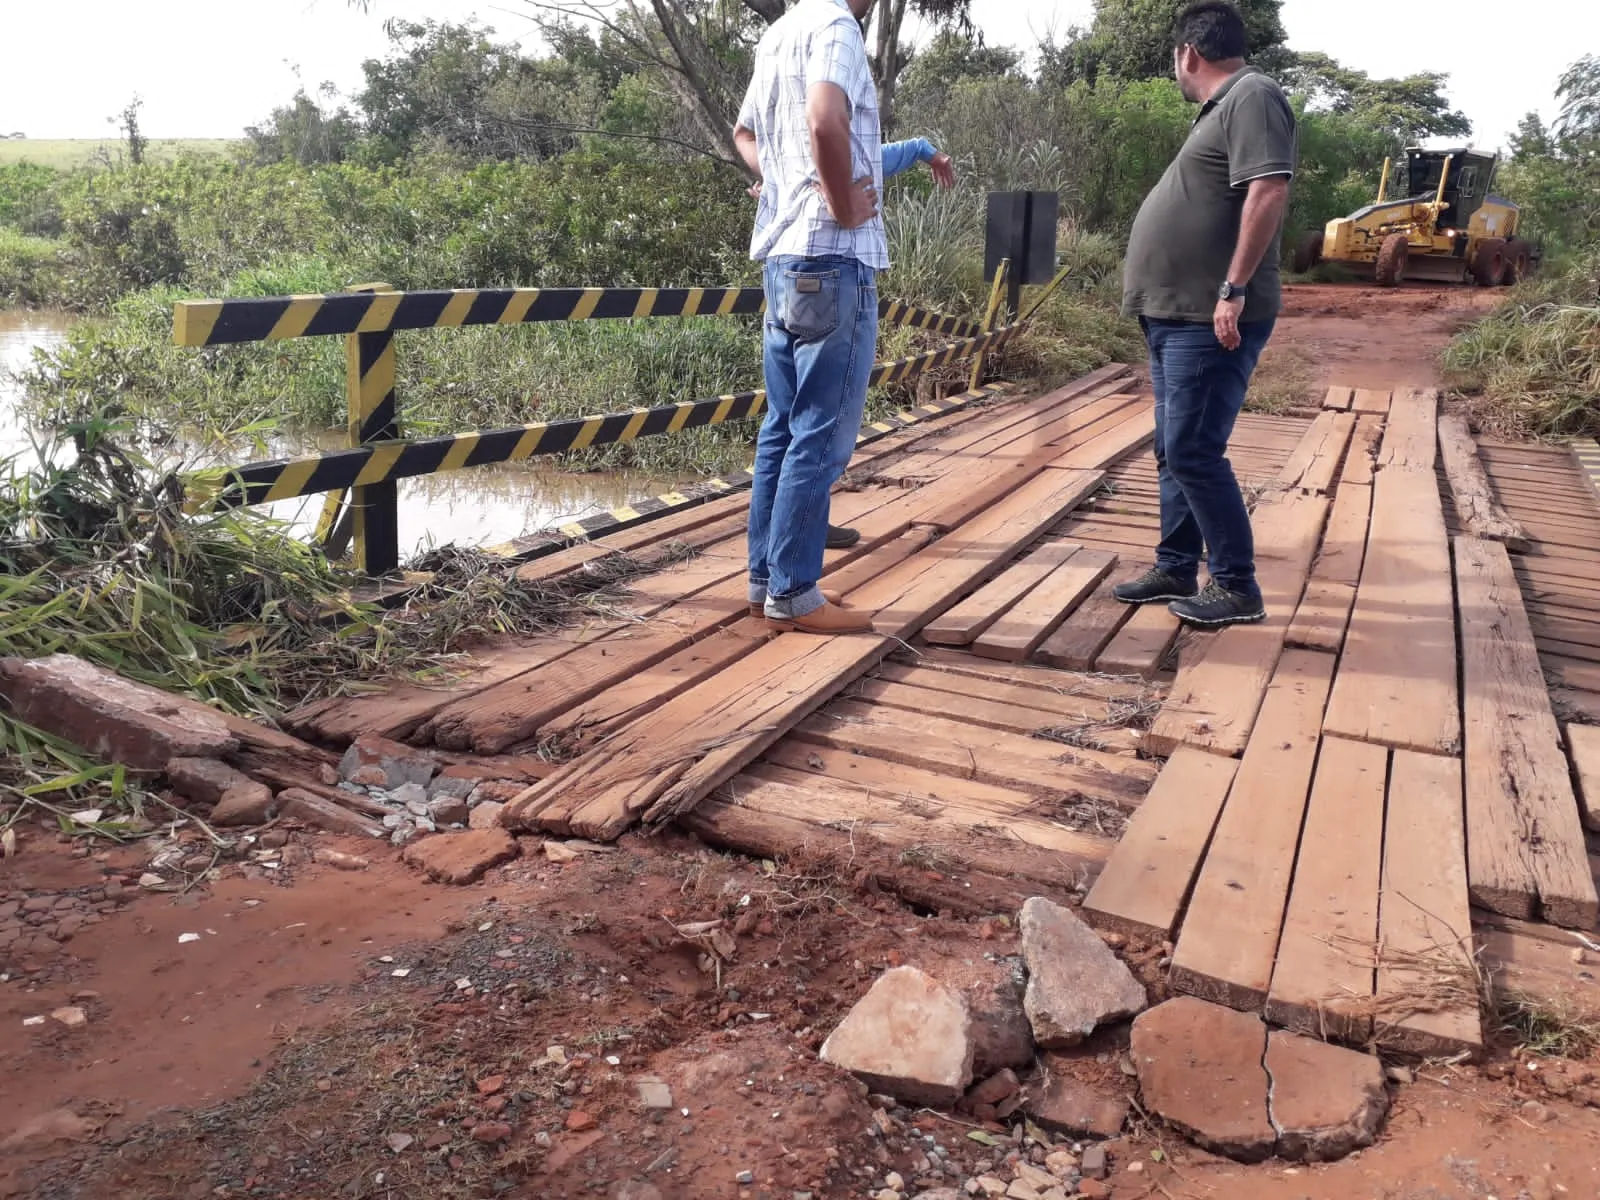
(985, 191, 1059, 289)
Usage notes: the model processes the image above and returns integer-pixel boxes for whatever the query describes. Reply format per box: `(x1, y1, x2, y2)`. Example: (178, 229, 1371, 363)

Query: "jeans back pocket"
(779, 268, 842, 343)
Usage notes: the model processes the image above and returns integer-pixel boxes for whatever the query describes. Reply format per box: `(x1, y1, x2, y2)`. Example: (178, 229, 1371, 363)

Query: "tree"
(1040, 0, 1289, 88)
(246, 86, 361, 165)
(113, 96, 148, 167)
(1554, 54, 1600, 142)
(519, 0, 976, 165)
(895, 29, 1021, 124)
(1282, 52, 1470, 146)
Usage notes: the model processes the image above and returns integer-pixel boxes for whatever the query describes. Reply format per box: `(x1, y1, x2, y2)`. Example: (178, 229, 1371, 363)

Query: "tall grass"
(1443, 247, 1600, 438)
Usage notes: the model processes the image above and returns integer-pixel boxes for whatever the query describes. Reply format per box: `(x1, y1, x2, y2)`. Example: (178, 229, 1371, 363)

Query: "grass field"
(0, 138, 239, 168)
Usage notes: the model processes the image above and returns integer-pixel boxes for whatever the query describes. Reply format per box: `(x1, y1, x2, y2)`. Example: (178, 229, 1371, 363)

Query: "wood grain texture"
(1437, 411, 1531, 552)
(922, 539, 1081, 646)
(972, 548, 1118, 662)
(1568, 723, 1600, 834)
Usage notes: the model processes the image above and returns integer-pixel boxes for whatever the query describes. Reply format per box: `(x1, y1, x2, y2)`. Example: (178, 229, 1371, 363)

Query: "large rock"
(0, 655, 237, 770)
(1265, 1031, 1389, 1162)
(965, 966, 1036, 1076)
(210, 781, 277, 827)
(820, 967, 975, 1106)
(1018, 897, 1147, 1048)
(468, 800, 506, 830)
(167, 756, 249, 806)
(338, 734, 437, 790)
(402, 828, 520, 885)
(1130, 997, 1275, 1162)
(1024, 1075, 1130, 1139)
(278, 789, 385, 839)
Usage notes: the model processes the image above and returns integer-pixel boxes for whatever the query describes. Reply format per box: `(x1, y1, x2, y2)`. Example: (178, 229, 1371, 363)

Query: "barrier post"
(346, 283, 400, 575)
(970, 258, 1010, 391)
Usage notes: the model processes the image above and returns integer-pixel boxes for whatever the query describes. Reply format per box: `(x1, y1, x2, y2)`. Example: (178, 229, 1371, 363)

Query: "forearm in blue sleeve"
(882, 137, 937, 179)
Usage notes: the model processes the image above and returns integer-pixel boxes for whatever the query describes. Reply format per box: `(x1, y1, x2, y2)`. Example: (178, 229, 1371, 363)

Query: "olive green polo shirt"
(1122, 67, 1298, 325)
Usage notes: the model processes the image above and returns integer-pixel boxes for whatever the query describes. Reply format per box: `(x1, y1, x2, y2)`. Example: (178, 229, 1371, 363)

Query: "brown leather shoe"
(765, 600, 874, 634)
(750, 588, 844, 618)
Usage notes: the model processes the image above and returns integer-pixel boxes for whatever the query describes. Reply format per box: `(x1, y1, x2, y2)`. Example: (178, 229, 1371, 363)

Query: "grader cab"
(1294, 147, 1537, 287)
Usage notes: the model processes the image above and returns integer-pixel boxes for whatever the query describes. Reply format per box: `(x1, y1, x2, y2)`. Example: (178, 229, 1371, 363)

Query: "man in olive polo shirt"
(1116, 0, 1297, 627)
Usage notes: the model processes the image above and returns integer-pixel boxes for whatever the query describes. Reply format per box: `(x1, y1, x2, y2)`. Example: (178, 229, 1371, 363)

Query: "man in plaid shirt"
(734, 0, 884, 635)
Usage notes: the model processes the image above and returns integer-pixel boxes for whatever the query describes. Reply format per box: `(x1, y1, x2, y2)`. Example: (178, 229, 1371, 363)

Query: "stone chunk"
(278, 789, 385, 839)
(1265, 1031, 1389, 1162)
(401, 828, 520, 885)
(965, 968, 1035, 1076)
(429, 796, 470, 826)
(1130, 997, 1275, 1162)
(820, 966, 974, 1106)
(635, 1077, 674, 1110)
(0, 655, 237, 770)
(1079, 1144, 1107, 1180)
(338, 734, 437, 790)
(468, 801, 505, 830)
(1024, 1076, 1129, 1139)
(209, 781, 277, 827)
(1018, 897, 1146, 1048)
(166, 757, 249, 806)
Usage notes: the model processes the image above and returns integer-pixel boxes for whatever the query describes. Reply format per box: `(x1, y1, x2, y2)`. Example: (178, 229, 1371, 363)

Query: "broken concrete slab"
(1266, 1031, 1389, 1162)
(338, 734, 437, 790)
(1024, 1075, 1130, 1139)
(1018, 897, 1147, 1048)
(0, 655, 237, 770)
(166, 756, 249, 806)
(277, 789, 385, 840)
(209, 781, 277, 827)
(1130, 997, 1275, 1162)
(820, 966, 975, 1106)
(401, 828, 520, 885)
(966, 967, 1036, 1076)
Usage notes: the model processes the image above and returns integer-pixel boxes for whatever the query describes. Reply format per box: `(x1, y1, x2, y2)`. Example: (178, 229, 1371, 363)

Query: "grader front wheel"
(1374, 233, 1409, 287)
(1474, 238, 1508, 287)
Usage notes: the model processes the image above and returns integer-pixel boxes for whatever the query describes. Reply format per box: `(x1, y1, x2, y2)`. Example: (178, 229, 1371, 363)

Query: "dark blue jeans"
(1142, 316, 1276, 600)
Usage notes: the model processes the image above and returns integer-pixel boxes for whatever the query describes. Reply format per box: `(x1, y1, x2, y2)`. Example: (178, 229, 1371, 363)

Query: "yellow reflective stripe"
(360, 344, 395, 401)
(569, 290, 604, 321)
(500, 290, 539, 325)
(568, 416, 605, 451)
(558, 522, 588, 538)
(633, 289, 659, 318)
(658, 491, 691, 506)
(667, 404, 696, 433)
(438, 433, 482, 473)
(683, 287, 705, 315)
(358, 291, 403, 332)
(354, 443, 406, 486)
(263, 459, 321, 503)
(267, 296, 326, 342)
(435, 291, 477, 328)
(172, 301, 223, 346)
(511, 425, 548, 460)
(610, 505, 641, 523)
(620, 409, 651, 444)
(710, 396, 738, 425)
(716, 290, 740, 316)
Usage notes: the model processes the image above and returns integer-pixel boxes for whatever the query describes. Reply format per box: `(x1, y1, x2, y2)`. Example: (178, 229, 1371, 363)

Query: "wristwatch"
(1218, 281, 1248, 301)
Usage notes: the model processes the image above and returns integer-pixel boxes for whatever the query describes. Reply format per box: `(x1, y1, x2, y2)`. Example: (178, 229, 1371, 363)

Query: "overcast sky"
(4, 1, 1593, 151)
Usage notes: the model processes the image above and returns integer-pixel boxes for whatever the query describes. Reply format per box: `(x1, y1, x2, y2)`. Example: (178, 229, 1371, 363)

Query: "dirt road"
(4, 279, 1596, 1200)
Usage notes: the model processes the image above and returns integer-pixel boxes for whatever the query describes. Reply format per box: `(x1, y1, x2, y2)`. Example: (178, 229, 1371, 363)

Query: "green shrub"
(0, 229, 66, 307)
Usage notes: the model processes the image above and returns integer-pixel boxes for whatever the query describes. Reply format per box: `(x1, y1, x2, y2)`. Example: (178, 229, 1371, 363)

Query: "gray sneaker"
(1113, 568, 1199, 605)
(1169, 581, 1267, 627)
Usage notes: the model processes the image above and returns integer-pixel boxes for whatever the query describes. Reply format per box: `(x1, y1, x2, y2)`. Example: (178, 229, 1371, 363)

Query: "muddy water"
(0, 310, 674, 556)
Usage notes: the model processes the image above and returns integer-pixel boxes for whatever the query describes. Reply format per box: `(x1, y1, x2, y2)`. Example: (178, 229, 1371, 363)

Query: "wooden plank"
(1323, 468, 1460, 755)
(1341, 416, 1384, 487)
(852, 468, 1107, 641)
(1311, 483, 1372, 588)
(1376, 388, 1438, 470)
(1034, 564, 1143, 671)
(1457, 536, 1600, 928)
(1439, 414, 1534, 554)
(1284, 580, 1355, 653)
(1376, 751, 1483, 1058)
(871, 661, 1121, 722)
(1475, 913, 1600, 1021)
(1093, 603, 1180, 678)
(1081, 748, 1238, 941)
(1264, 736, 1387, 1042)
(1278, 411, 1357, 496)
(923, 539, 1081, 647)
(504, 632, 891, 840)
(1143, 492, 1329, 757)
(1351, 387, 1392, 416)
(791, 699, 1155, 809)
(972, 549, 1118, 663)
(1169, 650, 1335, 1012)
(893, 647, 1155, 703)
(1568, 723, 1600, 833)
(847, 677, 1078, 736)
(1322, 386, 1353, 411)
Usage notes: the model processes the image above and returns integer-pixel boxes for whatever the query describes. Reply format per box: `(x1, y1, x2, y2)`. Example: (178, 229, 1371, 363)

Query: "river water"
(0, 310, 673, 556)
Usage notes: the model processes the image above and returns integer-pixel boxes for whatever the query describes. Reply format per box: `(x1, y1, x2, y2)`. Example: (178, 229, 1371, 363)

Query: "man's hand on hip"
(1214, 296, 1245, 351)
(825, 176, 880, 230)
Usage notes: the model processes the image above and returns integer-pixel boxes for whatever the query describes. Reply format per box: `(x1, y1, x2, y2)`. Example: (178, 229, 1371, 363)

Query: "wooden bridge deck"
(290, 367, 1600, 1049)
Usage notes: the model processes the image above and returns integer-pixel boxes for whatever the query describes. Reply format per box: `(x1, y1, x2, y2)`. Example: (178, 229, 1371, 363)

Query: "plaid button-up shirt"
(736, 0, 889, 270)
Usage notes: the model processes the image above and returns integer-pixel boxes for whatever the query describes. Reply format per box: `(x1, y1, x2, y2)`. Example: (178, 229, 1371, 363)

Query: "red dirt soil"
(4, 281, 1597, 1200)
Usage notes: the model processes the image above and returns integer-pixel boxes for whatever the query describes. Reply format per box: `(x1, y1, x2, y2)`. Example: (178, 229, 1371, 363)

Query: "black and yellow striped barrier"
(172, 286, 980, 347)
(188, 324, 1021, 513)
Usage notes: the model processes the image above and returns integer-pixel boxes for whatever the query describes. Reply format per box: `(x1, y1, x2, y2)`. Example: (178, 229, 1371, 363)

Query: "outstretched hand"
(928, 151, 956, 190)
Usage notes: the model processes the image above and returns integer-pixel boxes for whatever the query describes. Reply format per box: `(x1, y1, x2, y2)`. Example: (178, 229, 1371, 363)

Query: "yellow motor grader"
(1294, 146, 1537, 287)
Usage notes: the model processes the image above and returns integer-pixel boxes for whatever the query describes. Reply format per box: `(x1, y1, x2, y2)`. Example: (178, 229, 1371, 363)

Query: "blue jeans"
(748, 255, 878, 617)
(1142, 316, 1276, 600)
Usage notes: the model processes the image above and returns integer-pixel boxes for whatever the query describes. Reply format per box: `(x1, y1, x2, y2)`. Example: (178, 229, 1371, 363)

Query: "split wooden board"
(971, 548, 1118, 663)
(1168, 650, 1335, 1012)
(1438, 410, 1531, 552)
(1081, 748, 1238, 941)
(1351, 387, 1393, 416)
(1034, 564, 1143, 671)
(1376, 751, 1483, 1057)
(1278, 410, 1357, 496)
(1456, 536, 1599, 928)
(1264, 736, 1387, 1043)
(923, 539, 1081, 646)
(1284, 580, 1355, 653)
